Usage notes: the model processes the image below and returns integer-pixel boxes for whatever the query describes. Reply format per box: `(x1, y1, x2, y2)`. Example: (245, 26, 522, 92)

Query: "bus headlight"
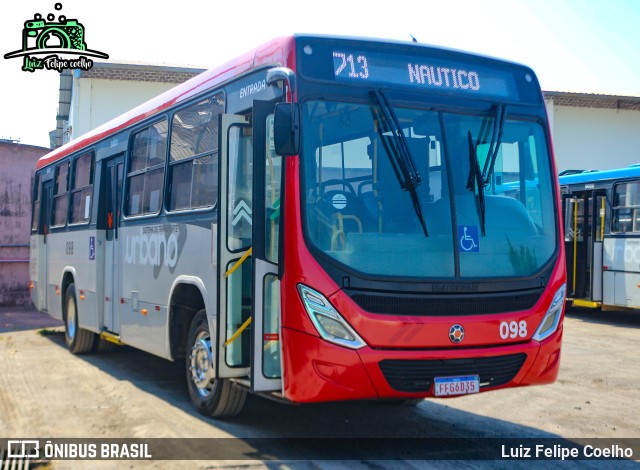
(297, 284, 367, 350)
(532, 283, 566, 342)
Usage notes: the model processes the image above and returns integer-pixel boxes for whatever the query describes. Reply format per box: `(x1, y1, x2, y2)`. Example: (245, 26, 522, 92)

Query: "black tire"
(64, 283, 95, 354)
(186, 310, 247, 418)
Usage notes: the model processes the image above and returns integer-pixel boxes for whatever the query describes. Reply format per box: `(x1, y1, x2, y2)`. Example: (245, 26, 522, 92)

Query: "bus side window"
(52, 161, 69, 227)
(612, 182, 640, 233)
(126, 120, 168, 216)
(70, 151, 95, 224)
(168, 93, 224, 211)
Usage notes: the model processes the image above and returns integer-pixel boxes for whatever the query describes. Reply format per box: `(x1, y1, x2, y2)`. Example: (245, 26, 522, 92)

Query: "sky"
(1, 0, 639, 148)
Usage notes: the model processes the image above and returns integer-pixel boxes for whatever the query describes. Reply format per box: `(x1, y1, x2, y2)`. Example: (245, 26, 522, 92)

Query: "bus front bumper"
(281, 325, 562, 403)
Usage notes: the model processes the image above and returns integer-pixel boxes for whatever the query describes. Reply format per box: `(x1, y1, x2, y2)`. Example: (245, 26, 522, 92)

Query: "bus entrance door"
(564, 189, 605, 307)
(217, 114, 252, 379)
(250, 101, 282, 393)
(218, 103, 282, 392)
(104, 155, 124, 333)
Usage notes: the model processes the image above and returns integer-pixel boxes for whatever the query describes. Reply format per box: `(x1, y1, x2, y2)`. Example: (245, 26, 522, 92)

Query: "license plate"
(433, 375, 480, 397)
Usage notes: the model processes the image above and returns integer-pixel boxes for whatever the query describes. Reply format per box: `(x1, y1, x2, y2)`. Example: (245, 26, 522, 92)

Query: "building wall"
(547, 104, 640, 172)
(0, 142, 49, 305)
(70, 78, 179, 140)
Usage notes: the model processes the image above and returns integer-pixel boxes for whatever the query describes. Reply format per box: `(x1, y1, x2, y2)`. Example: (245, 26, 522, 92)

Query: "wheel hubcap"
(67, 297, 76, 340)
(189, 331, 215, 397)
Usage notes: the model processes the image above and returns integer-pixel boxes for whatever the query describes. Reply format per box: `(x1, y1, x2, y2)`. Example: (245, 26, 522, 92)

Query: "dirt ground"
(0, 305, 638, 468)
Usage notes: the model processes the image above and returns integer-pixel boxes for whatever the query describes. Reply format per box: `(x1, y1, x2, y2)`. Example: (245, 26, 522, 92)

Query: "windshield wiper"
(481, 105, 506, 185)
(466, 105, 507, 236)
(370, 90, 428, 237)
(467, 130, 486, 236)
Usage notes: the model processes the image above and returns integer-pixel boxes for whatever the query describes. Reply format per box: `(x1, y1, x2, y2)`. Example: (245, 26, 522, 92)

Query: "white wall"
(547, 104, 640, 172)
(70, 78, 177, 140)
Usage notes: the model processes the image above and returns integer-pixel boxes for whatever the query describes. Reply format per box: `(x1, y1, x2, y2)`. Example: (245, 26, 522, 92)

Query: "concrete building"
(544, 92, 640, 172)
(0, 141, 49, 305)
(53, 62, 206, 147)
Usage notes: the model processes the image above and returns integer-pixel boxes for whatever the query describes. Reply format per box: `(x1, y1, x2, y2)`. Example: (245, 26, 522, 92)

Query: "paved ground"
(0, 305, 638, 469)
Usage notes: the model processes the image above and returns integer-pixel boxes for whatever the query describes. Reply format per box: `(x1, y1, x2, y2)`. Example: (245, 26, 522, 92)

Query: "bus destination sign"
(331, 49, 521, 100)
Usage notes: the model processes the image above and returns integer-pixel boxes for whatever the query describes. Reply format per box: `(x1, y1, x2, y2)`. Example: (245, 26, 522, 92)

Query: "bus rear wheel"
(186, 310, 247, 418)
(64, 283, 95, 354)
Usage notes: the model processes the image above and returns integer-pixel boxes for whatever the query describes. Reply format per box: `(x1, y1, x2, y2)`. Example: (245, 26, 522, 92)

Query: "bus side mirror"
(273, 103, 300, 156)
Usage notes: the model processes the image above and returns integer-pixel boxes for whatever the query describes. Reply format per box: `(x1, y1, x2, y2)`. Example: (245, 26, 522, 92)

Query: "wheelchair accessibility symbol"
(458, 225, 479, 252)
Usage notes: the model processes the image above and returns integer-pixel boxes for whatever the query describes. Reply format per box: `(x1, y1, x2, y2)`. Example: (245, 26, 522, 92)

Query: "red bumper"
(282, 325, 563, 403)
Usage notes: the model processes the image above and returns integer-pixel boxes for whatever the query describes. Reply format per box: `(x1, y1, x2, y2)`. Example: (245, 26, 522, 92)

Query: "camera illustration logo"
(4, 3, 109, 73)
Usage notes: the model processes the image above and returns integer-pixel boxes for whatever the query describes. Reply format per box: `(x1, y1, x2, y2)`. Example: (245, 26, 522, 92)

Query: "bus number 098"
(499, 320, 527, 339)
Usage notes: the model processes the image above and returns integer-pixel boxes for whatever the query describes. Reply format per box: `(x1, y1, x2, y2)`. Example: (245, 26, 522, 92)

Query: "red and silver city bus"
(30, 35, 566, 418)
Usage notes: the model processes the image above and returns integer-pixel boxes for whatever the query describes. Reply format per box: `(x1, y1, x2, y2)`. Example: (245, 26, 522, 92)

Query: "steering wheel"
(320, 179, 357, 196)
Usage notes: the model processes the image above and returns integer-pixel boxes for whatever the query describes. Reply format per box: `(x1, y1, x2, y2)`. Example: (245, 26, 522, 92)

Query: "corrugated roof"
(543, 91, 640, 110)
(77, 61, 206, 82)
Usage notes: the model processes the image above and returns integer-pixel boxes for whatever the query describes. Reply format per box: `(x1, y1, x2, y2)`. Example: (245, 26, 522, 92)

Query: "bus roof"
(558, 165, 640, 186)
(36, 36, 295, 170)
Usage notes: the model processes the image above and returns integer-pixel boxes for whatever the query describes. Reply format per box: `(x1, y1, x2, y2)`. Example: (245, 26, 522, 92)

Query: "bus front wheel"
(186, 310, 247, 418)
(64, 283, 95, 354)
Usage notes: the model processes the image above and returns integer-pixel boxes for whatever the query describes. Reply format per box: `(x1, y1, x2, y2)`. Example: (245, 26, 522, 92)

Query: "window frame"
(124, 118, 169, 218)
(166, 92, 225, 213)
(611, 180, 640, 234)
(51, 160, 70, 228)
(69, 151, 95, 226)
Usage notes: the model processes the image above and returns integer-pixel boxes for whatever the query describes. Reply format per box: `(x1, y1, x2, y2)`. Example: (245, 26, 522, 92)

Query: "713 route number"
(333, 52, 369, 79)
(499, 320, 527, 339)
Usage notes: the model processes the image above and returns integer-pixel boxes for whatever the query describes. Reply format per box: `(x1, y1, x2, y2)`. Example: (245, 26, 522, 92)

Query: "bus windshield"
(300, 98, 557, 279)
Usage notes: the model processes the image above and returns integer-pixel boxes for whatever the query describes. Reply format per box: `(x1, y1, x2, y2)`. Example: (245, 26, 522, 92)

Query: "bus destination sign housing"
(298, 37, 541, 104)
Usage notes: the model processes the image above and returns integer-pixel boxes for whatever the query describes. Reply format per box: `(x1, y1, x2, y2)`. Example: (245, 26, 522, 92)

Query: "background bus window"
(126, 120, 167, 216)
(612, 182, 640, 233)
(168, 94, 223, 211)
(52, 161, 69, 227)
(490, 134, 545, 229)
(70, 152, 94, 224)
(564, 198, 587, 241)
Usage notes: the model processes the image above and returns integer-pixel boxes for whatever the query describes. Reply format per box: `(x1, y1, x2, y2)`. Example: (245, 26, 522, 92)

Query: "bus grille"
(379, 353, 527, 393)
(349, 291, 541, 316)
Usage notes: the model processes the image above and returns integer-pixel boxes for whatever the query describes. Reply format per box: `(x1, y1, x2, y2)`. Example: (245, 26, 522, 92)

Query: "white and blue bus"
(560, 165, 640, 310)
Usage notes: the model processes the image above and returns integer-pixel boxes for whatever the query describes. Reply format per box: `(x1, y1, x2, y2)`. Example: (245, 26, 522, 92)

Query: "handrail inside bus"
(223, 317, 252, 348)
(224, 247, 253, 279)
